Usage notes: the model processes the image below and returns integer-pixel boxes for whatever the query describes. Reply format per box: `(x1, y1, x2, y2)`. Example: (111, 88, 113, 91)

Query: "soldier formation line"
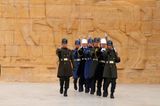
(56, 36, 121, 98)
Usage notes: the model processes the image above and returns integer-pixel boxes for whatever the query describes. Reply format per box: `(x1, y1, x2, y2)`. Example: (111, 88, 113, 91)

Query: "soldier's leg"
(90, 78, 96, 94)
(74, 78, 78, 90)
(103, 78, 110, 97)
(85, 79, 90, 93)
(96, 78, 103, 96)
(110, 78, 117, 99)
(59, 77, 64, 94)
(79, 76, 84, 92)
(64, 77, 70, 97)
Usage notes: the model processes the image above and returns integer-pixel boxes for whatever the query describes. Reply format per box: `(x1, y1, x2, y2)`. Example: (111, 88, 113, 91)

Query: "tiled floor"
(0, 83, 159, 106)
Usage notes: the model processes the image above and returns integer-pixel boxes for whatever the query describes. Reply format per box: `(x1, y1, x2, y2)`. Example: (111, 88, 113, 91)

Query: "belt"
(81, 58, 91, 61)
(60, 58, 69, 61)
(106, 61, 115, 64)
(93, 58, 98, 61)
(99, 60, 115, 64)
(74, 59, 81, 62)
(99, 60, 105, 63)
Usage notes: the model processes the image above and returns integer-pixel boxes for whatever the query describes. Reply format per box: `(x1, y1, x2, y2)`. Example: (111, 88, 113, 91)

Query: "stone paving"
(0, 83, 159, 106)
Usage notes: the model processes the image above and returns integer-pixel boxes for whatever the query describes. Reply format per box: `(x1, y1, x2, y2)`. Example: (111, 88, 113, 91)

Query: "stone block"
(30, 4, 45, 18)
(5, 46, 18, 57)
(46, 5, 72, 18)
(141, 21, 153, 34)
(1, 4, 16, 17)
(141, 7, 153, 21)
(15, 5, 29, 18)
(28, 46, 43, 57)
(0, 46, 5, 57)
(30, 0, 45, 4)
(3, 31, 14, 45)
(42, 46, 55, 56)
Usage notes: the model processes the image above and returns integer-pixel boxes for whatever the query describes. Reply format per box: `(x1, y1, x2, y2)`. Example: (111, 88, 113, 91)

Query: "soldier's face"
(94, 43, 98, 47)
(82, 43, 87, 47)
(107, 45, 112, 49)
(62, 44, 67, 48)
(88, 43, 93, 47)
(101, 44, 106, 48)
(75, 45, 80, 48)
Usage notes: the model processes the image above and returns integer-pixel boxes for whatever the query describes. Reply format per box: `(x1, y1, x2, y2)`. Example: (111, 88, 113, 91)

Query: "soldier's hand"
(101, 48, 106, 52)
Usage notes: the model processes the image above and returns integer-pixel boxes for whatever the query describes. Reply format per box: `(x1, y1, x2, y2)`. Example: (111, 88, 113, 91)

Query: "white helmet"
(100, 38, 107, 44)
(81, 39, 87, 44)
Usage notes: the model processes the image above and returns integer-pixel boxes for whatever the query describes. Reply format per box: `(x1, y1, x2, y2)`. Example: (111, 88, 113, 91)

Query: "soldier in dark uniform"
(56, 38, 73, 97)
(95, 38, 107, 96)
(89, 38, 100, 95)
(103, 40, 120, 98)
(72, 39, 81, 90)
(84, 38, 94, 93)
(77, 39, 88, 92)
(97, 37, 101, 46)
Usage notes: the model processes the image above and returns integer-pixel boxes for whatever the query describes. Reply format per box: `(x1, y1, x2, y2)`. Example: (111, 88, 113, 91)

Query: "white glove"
(101, 48, 106, 52)
(113, 47, 117, 52)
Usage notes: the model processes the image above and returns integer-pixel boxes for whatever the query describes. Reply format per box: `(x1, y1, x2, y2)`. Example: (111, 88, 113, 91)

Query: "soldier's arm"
(70, 50, 74, 64)
(68, 49, 73, 69)
(95, 48, 101, 58)
(85, 49, 91, 57)
(56, 48, 61, 58)
(90, 48, 95, 58)
(103, 49, 108, 60)
(113, 50, 120, 63)
(78, 48, 83, 57)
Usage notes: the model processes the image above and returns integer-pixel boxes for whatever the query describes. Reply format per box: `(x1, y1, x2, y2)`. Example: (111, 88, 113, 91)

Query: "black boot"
(96, 90, 101, 96)
(64, 89, 68, 97)
(74, 83, 77, 90)
(60, 87, 63, 94)
(74, 80, 78, 90)
(85, 88, 89, 93)
(110, 93, 114, 99)
(59, 78, 64, 94)
(103, 91, 108, 97)
(90, 90, 95, 95)
(79, 86, 83, 92)
(85, 84, 89, 93)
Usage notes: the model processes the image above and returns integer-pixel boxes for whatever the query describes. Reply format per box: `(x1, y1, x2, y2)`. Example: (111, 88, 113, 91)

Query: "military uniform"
(83, 38, 94, 93)
(77, 39, 88, 92)
(56, 38, 73, 97)
(72, 40, 81, 90)
(95, 38, 107, 96)
(89, 38, 100, 94)
(103, 40, 120, 98)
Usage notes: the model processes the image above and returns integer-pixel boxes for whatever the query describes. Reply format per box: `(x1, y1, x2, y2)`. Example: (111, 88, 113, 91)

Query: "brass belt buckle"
(109, 61, 114, 64)
(64, 58, 68, 61)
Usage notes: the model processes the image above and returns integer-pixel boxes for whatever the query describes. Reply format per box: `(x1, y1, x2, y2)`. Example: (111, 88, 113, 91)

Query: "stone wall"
(0, 0, 159, 83)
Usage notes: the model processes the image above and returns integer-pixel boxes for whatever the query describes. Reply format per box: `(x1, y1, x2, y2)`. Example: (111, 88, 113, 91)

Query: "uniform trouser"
(74, 78, 78, 85)
(103, 78, 116, 94)
(59, 77, 70, 90)
(79, 76, 85, 91)
(73, 78, 78, 90)
(97, 78, 103, 92)
(96, 63, 105, 93)
(90, 78, 96, 93)
(85, 78, 92, 92)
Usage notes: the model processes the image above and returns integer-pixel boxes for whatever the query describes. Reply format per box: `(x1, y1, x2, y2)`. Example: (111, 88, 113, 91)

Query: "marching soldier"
(72, 39, 81, 90)
(89, 37, 100, 95)
(56, 38, 73, 97)
(103, 40, 120, 98)
(95, 38, 107, 96)
(84, 38, 94, 93)
(77, 39, 88, 92)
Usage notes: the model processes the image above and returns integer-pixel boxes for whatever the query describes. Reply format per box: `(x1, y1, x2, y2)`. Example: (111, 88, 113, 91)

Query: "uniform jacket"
(56, 47, 73, 78)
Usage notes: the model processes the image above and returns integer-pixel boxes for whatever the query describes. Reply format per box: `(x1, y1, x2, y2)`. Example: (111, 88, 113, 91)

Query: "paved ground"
(0, 83, 159, 106)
